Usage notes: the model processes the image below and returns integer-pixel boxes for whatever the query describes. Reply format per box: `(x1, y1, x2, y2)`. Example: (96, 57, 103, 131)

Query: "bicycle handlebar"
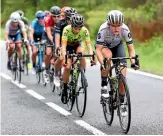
(103, 55, 139, 70)
(65, 51, 95, 65)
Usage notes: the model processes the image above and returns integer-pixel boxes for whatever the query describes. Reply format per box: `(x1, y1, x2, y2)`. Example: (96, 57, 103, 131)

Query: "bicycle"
(22, 40, 30, 75)
(50, 47, 62, 95)
(101, 55, 139, 133)
(7, 40, 23, 83)
(64, 51, 95, 117)
(34, 40, 46, 84)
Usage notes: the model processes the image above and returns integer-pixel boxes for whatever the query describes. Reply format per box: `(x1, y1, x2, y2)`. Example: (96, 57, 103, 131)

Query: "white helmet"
(10, 12, 21, 22)
(107, 10, 124, 26)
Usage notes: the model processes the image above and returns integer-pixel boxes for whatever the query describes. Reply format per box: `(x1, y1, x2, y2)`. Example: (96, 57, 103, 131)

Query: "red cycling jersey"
(44, 15, 55, 28)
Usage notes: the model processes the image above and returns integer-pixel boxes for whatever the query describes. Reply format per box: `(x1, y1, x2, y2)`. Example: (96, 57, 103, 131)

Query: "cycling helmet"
(44, 10, 50, 16)
(107, 10, 124, 26)
(50, 6, 61, 15)
(10, 12, 21, 22)
(16, 10, 24, 17)
(65, 7, 77, 19)
(61, 6, 70, 16)
(35, 10, 45, 19)
(70, 14, 84, 27)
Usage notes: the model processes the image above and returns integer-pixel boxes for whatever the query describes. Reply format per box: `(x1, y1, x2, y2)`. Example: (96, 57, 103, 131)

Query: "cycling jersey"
(96, 22, 133, 48)
(44, 15, 56, 32)
(31, 19, 44, 35)
(22, 17, 29, 26)
(5, 20, 25, 36)
(55, 18, 67, 37)
(62, 25, 91, 45)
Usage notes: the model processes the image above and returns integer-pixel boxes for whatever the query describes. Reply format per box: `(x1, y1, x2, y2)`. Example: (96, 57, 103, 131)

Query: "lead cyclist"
(95, 10, 140, 114)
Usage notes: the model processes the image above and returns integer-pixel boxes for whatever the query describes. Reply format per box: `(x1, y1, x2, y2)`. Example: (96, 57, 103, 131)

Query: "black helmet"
(16, 10, 24, 17)
(50, 6, 61, 15)
(70, 14, 84, 27)
(65, 7, 77, 19)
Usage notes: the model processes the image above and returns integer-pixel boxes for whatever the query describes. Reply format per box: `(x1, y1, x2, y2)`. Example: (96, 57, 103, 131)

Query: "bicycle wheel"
(67, 73, 75, 111)
(102, 93, 114, 125)
(117, 75, 131, 134)
(17, 58, 21, 83)
(36, 65, 41, 84)
(23, 55, 28, 75)
(42, 71, 47, 86)
(76, 69, 87, 117)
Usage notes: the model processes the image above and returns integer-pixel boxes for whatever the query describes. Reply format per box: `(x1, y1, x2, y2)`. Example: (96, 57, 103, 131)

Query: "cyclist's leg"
(61, 46, 73, 103)
(101, 46, 112, 87)
(15, 33, 24, 71)
(7, 36, 15, 69)
(112, 41, 127, 97)
(76, 45, 86, 71)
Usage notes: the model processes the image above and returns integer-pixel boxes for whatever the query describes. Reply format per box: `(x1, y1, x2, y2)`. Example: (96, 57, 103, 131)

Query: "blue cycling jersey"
(31, 19, 44, 35)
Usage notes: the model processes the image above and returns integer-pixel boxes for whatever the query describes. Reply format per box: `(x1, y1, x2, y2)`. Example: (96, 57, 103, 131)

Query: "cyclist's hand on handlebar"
(131, 63, 140, 70)
(30, 41, 34, 46)
(24, 39, 29, 44)
(5, 40, 10, 46)
(101, 64, 106, 71)
(90, 58, 96, 66)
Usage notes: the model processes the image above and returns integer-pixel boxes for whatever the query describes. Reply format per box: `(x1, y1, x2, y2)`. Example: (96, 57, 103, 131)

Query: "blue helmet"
(35, 10, 45, 19)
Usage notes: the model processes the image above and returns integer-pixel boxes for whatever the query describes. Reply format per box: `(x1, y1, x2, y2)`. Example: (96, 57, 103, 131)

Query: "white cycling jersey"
(96, 22, 133, 48)
(5, 20, 25, 36)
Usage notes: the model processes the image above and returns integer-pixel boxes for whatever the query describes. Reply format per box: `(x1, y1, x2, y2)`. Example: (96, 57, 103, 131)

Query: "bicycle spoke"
(117, 75, 131, 134)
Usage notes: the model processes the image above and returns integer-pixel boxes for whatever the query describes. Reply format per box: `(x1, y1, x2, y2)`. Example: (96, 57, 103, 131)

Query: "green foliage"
(131, 36, 163, 75)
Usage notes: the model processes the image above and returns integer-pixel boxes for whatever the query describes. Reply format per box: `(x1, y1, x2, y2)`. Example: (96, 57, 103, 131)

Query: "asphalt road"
(1, 43, 163, 135)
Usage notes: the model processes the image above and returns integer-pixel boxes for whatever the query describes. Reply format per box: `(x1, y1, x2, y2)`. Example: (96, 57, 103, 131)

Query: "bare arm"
(55, 34, 61, 49)
(29, 28, 34, 42)
(5, 32, 9, 41)
(95, 45, 104, 65)
(61, 40, 67, 60)
(22, 30, 27, 41)
(46, 27, 53, 43)
(127, 44, 136, 64)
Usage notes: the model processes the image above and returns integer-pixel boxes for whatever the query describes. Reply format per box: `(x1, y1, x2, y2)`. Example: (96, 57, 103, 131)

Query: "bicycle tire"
(36, 66, 41, 84)
(117, 75, 131, 134)
(18, 58, 21, 83)
(67, 72, 75, 111)
(76, 69, 87, 117)
(24, 56, 29, 75)
(102, 94, 114, 125)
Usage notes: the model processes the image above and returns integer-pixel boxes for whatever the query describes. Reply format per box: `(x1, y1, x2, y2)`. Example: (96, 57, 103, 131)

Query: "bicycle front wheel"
(117, 75, 131, 134)
(102, 94, 114, 125)
(67, 73, 75, 111)
(76, 69, 87, 117)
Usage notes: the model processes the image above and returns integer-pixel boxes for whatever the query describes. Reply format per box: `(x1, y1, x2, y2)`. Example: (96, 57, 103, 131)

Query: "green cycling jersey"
(62, 25, 91, 45)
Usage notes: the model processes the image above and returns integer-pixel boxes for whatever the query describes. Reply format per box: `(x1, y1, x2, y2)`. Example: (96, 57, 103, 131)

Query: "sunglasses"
(52, 15, 60, 18)
(37, 17, 44, 20)
(110, 23, 122, 27)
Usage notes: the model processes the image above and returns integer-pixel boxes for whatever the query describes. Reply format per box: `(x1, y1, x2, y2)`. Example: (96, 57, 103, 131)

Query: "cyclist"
(54, 7, 77, 86)
(16, 10, 31, 68)
(44, 10, 50, 17)
(60, 6, 70, 19)
(60, 14, 95, 104)
(95, 10, 139, 102)
(42, 5, 61, 83)
(5, 12, 28, 71)
(29, 11, 45, 74)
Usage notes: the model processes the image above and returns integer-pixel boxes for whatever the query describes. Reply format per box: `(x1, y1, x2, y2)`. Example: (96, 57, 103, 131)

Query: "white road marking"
(127, 69, 163, 80)
(46, 102, 72, 116)
(75, 120, 106, 135)
(26, 89, 45, 100)
(0, 72, 12, 80)
(11, 80, 26, 88)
